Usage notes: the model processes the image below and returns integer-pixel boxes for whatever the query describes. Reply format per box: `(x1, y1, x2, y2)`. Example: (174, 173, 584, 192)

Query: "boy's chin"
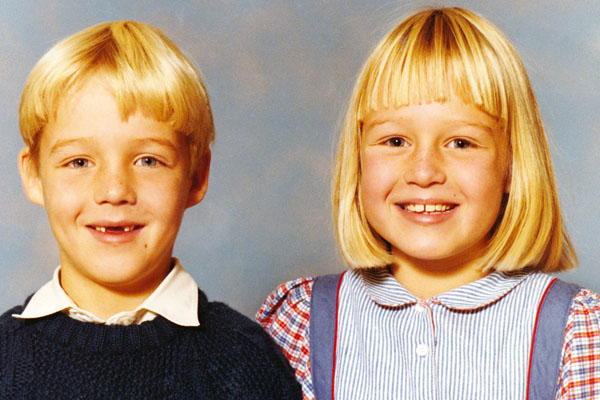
(61, 257, 172, 293)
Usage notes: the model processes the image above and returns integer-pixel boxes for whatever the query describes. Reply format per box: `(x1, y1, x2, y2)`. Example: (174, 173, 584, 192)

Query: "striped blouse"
(256, 267, 600, 399)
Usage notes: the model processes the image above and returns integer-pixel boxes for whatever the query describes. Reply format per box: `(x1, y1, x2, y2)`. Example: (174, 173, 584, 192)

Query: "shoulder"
(195, 299, 302, 399)
(203, 300, 279, 344)
(570, 287, 600, 312)
(0, 303, 29, 333)
(255, 277, 316, 398)
(255, 277, 314, 359)
(557, 288, 600, 398)
(564, 288, 600, 340)
(565, 288, 600, 337)
(256, 277, 315, 329)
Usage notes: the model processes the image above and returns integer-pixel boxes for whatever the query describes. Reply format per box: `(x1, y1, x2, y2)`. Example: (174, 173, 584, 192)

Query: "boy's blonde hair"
(333, 7, 576, 273)
(19, 20, 214, 173)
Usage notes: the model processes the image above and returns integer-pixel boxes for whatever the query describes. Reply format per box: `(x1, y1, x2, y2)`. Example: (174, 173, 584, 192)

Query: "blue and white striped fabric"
(334, 268, 553, 399)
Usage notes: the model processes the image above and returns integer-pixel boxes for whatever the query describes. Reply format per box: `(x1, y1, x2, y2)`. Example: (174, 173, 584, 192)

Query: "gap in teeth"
(94, 225, 137, 232)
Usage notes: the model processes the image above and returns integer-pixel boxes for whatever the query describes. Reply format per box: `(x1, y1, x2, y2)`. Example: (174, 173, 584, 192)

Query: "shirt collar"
(360, 267, 530, 311)
(13, 258, 200, 327)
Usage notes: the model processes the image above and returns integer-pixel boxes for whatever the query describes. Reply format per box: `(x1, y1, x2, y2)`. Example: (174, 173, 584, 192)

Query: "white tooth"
(96, 226, 106, 233)
(124, 226, 131, 232)
(425, 204, 435, 212)
(435, 204, 442, 211)
(415, 204, 425, 212)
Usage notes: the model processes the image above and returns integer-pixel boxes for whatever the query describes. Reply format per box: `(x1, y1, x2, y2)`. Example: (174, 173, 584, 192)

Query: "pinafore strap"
(310, 272, 345, 400)
(310, 273, 579, 400)
(527, 278, 581, 400)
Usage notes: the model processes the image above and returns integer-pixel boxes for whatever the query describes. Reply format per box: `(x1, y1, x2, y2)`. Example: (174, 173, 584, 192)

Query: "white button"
(414, 303, 426, 313)
(416, 343, 429, 357)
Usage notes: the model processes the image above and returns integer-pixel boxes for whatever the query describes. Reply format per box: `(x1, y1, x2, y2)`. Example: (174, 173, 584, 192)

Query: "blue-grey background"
(1, 1, 598, 317)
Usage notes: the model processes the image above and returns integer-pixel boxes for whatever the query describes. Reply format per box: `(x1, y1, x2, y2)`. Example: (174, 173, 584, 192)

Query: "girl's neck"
(390, 251, 490, 299)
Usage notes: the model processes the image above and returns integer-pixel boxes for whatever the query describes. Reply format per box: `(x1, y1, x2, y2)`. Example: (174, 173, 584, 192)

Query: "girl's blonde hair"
(19, 20, 214, 173)
(333, 7, 576, 273)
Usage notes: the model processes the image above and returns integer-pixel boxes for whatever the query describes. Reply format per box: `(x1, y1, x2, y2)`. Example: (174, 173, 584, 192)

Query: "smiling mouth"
(88, 225, 144, 233)
(399, 203, 457, 214)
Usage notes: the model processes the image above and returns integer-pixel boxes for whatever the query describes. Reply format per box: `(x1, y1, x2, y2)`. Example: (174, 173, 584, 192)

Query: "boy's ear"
(186, 150, 211, 208)
(18, 147, 45, 207)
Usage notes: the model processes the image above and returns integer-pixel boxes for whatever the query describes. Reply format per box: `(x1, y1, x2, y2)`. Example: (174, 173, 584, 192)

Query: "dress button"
(414, 303, 426, 313)
(416, 343, 429, 357)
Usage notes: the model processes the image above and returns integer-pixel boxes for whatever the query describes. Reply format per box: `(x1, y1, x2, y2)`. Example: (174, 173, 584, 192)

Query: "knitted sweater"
(0, 290, 301, 399)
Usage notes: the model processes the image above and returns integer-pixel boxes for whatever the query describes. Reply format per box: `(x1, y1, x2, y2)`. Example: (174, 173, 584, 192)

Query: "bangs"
(357, 9, 509, 126)
(73, 21, 207, 138)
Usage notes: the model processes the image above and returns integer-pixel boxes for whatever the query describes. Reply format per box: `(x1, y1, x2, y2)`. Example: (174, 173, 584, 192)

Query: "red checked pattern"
(557, 289, 600, 399)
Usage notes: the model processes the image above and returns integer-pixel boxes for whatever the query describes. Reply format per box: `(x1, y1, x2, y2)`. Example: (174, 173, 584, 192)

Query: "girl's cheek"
(362, 152, 398, 181)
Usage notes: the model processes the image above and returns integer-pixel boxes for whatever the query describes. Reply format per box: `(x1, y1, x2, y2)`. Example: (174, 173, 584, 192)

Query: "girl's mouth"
(399, 203, 457, 214)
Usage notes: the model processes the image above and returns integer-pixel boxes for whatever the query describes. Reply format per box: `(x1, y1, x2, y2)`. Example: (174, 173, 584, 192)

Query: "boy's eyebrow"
(49, 137, 179, 155)
(49, 138, 94, 155)
(131, 137, 179, 150)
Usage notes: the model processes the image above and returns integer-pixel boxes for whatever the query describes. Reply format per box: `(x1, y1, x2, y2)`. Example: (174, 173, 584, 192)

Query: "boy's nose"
(93, 167, 137, 205)
(402, 148, 446, 187)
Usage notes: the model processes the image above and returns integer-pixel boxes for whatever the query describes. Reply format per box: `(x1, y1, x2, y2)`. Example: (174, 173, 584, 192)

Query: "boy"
(0, 21, 301, 399)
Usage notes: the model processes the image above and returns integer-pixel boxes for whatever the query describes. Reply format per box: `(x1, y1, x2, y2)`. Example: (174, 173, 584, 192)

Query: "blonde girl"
(257, 7, 600, 400)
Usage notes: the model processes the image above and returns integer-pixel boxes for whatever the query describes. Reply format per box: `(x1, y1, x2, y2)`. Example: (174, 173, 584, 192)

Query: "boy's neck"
(390, 254, 489, 299)
(59, 267, 170, 320)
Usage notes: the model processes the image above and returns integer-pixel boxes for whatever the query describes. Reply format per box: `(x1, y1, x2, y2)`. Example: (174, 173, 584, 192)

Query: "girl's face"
(360, 98, 508, 272)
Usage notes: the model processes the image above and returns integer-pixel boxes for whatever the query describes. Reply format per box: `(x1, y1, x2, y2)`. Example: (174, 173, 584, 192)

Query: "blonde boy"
(0, 21, 300, 399)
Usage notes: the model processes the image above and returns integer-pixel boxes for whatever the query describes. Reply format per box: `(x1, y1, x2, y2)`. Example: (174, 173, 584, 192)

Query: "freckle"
(144, 244, 148, 248)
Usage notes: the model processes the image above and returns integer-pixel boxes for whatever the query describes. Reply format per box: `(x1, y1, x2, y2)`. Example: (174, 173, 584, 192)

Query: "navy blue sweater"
(0, 290, 301, 399)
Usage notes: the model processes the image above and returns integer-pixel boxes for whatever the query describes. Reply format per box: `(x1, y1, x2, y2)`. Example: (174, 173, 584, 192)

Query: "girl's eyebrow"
(362, 116, 402, 131)
(364, 117, 495, 134)
(450, 119, 496, 134)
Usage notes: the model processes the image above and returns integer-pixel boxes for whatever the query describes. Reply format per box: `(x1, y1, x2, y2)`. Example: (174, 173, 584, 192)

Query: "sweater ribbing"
(0, 290, 301, 399)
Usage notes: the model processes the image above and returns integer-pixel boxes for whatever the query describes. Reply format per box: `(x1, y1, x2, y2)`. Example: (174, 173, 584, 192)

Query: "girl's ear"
(186, 150, 211, 208)
(18, 147, 45, 207)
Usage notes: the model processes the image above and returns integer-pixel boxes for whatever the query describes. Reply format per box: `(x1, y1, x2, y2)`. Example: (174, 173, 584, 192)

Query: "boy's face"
(19, 76, 209, 298)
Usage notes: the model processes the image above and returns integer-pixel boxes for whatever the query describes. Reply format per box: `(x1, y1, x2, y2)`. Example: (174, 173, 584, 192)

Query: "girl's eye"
(67, 158, 90, 168)
(448, 138, 473, 149)
(385, 137, 407, 147)
(135, 157, 160, 167)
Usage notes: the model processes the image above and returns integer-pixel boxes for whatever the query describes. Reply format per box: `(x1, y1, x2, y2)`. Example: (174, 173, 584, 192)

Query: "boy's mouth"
(88, 224, 144, 233)
(399, 203, 457, 214)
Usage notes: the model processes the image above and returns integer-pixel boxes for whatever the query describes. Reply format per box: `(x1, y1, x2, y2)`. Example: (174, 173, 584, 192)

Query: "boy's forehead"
(42, 79, 180, 147)
(52, 75, 163, 127)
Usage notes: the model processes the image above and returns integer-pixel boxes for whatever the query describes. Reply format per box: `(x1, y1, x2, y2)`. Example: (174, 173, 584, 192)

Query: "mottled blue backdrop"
(1, 0, 598, 317)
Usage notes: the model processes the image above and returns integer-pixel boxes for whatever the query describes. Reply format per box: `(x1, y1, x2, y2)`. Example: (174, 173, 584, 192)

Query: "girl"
(257, 7, 600, 400)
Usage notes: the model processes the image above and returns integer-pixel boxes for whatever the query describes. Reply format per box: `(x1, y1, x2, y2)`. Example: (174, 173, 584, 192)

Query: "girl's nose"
(93, 166, 137, 205)
(402, 148, 446, 187)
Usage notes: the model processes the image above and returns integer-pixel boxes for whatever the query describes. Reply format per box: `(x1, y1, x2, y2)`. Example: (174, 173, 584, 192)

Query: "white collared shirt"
(12, 258, 200, 327)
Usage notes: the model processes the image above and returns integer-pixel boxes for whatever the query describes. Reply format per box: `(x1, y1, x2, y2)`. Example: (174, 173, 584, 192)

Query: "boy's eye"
(135, 156, 160, 167)
(385, 137, 407, 147)
(67, 158, 90, 168)
(448, 138, 473, 149)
